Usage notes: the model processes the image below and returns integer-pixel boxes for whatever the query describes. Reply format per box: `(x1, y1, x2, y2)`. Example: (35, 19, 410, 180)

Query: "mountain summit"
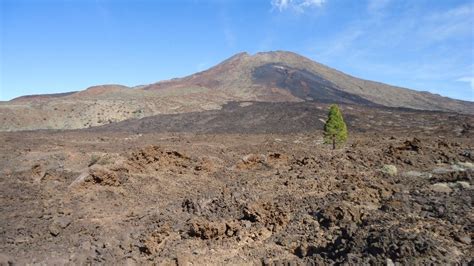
(142, 51, 472, 112)
(1, 51, 473, 131)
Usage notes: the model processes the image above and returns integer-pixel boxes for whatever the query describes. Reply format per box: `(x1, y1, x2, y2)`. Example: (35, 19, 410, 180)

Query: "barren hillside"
(1, 51, 473, 131)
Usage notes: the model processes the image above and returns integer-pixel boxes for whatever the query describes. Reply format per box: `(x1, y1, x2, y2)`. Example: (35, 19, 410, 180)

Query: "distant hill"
(1, 51, 473, 131)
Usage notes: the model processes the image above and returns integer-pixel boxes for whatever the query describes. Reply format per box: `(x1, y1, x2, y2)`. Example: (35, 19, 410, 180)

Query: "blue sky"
(0, 0, 473, 101)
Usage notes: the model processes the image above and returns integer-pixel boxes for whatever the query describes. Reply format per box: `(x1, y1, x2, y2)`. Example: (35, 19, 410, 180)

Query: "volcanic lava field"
(0, 102, 473, 265)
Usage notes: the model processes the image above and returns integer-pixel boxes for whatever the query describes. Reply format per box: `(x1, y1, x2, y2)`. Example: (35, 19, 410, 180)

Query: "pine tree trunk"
(332, 134, 336, 150)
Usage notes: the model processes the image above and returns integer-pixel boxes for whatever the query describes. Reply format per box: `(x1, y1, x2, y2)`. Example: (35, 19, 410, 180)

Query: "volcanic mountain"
(1, 51, 473, 131)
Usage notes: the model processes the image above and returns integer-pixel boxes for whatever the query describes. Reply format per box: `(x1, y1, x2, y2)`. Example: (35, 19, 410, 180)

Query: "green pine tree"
(324, 104, 348, 149)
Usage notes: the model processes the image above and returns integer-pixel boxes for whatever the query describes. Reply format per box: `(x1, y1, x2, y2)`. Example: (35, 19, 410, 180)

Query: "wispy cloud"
(218, 7, 237, 48)
(271, 0, 326, 12)
(224, 28, 236, 48)
(367, 0, 391, 14)
(306, 1, 473, 100)
(312, 2, 473, 56)
(420, 4, 473, 42)
(457, 77, 474, 89)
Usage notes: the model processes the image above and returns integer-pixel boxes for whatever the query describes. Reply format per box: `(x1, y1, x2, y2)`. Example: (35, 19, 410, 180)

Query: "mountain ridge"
(1, 50, 473, 131)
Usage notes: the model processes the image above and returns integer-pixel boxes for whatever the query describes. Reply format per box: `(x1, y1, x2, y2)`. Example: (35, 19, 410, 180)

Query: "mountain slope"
(91, 101, 474, 137)
(142, 51, 472, 112)
(1, 51, 472, 131)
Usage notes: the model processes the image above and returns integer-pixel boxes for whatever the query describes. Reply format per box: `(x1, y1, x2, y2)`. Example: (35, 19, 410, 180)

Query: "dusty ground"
(0, 103, 474, 265)
(0, 105, 473, 265)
